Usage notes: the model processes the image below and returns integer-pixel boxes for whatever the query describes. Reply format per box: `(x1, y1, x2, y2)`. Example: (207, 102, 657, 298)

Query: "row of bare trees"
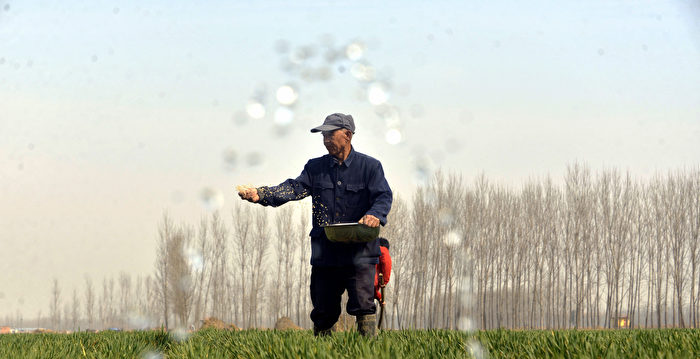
(10, 165, 699, 331)
(149, 203, 313, 330)
(385, 165, 700, 329)
(7, 203, 313, 331)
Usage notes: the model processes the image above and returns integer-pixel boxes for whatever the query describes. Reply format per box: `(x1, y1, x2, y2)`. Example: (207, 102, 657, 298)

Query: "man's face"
(322, 129, 350, 157)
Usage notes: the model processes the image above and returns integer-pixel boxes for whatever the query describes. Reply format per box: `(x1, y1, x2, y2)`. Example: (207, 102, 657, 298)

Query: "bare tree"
(84, 275, 95, 329)
(71, 288, 80, 331)
(155, 214, 174, 329)
(100, 277, 116, 328)
(206, 212, 229, 322)
(168, 226, 195, 328)
(272, 205, 295, 319)
(232, 202, 252, 327)
(191, 217, 212, 327)
(295, 202, 311, 328)
(689, 169, 700, 328)
(382, 194, 409, 329)
(118, 272, 132, 329)
(250, 207, 271, 327)
(49, 278, 61, 330)
(666, 172, 689, 327)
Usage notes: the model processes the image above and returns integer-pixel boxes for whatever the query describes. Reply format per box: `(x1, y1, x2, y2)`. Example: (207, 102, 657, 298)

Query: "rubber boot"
(313, 326, 332, 337)
(356, 314, 377, 337)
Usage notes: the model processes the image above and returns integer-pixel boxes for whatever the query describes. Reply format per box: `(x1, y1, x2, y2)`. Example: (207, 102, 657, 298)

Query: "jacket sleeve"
(257, 162, 312, 207)
(365, 161, 393, 225)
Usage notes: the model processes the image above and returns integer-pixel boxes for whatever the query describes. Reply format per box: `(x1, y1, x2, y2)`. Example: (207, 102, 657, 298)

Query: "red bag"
(374, 238, 392, 302)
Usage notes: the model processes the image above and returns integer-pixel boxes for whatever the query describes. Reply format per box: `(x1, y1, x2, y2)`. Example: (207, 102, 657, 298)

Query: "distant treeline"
(7, 164, 699, 331)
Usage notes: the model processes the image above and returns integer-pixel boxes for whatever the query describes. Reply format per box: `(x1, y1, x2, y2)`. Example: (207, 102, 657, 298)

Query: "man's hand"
(237, 185, 260, 203)
(359, 214, 380, 228)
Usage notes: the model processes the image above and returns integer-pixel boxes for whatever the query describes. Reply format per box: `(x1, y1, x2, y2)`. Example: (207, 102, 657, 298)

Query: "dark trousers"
(310, 264, 376, 330)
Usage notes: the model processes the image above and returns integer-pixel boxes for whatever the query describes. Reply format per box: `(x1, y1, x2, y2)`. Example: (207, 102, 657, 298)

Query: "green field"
(1, 328, 699, 358)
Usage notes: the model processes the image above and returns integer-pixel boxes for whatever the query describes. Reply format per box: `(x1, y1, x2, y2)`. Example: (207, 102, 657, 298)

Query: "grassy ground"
(1, 328, 699, 358)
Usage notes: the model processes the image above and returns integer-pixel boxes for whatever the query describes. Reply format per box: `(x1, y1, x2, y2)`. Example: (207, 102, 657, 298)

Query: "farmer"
(237, 112, 392, 337)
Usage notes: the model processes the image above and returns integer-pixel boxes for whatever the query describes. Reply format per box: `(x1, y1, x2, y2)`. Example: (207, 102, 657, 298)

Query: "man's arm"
(360, 161, 392, 226)
(238, 163, 312, 207)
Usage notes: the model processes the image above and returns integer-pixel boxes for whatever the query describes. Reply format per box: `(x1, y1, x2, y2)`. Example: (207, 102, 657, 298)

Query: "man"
(238, 113, 392, 337)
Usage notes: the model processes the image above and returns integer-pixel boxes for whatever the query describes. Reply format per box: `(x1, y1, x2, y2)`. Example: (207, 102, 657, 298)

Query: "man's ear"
(344, 129, 353, 140)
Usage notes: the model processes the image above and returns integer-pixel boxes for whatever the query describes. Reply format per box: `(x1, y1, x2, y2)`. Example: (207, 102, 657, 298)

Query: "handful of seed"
(236, 184, 255, 195)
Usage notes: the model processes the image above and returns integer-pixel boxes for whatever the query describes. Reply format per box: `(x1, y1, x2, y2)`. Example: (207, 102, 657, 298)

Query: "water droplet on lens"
(375, 104, 401, 128)
(443, 230, 462, 247)
(276, 85, 298, 105)
(141, 351, 163, 359)
(324, 49, 340, 63)
(185, 247, 204, 271)
(178, 275, 192, 291)
(3, 4, 10, 11)
(289, 45, 315, 64)
(113, 7, 120, 14)
(246, 101, 265, 119)
(597, 48, 605, 56)
(279, 60, 297, 73)
(128, 311, 151, 329)
(171, 327, 190, 342)
(457, 316, 474, 331)
(346, 41, 365, 61)
(385, 129, 402, 145)
(438, 207, 455, 227)
(466, 339, 488, 359)
(350, 63, 375, 82)
(246, 152, 263, 167)
(200, 188, 224, 211)
(274, 124, 293, 137)
(367, 82, 389, 105)
(316, 66, 332, 81)
(91, 55, 98, 62)
(0, 58, 5, 65)
(413, 155, 434, 186)
(222, 148, 238, 170)
(274, 107, 294, 126)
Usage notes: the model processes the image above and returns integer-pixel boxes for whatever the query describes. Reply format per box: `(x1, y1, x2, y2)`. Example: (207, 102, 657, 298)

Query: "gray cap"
(310, 113, 356, 133)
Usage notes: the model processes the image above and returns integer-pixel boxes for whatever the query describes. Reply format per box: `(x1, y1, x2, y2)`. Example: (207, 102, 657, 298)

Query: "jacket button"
(337, 180, 342, 185)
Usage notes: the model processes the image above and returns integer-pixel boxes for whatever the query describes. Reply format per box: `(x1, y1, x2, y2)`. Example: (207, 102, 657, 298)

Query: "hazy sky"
(1, 0, 699, 319)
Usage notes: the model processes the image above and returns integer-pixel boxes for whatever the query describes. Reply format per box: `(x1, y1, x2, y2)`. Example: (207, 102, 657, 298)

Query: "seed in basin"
(323, 223, 380, 243)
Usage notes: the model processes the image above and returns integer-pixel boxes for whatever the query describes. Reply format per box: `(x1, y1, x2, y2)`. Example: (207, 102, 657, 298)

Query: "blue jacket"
(257, 147, 393, 266)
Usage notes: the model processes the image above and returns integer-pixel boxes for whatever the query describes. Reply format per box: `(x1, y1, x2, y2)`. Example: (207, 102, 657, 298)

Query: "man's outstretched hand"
(359, 214, 380, 228)
(237, 185, 260, 203)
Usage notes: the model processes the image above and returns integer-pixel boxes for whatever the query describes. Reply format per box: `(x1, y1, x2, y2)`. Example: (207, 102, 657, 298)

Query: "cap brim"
(310, 124, 342, 133)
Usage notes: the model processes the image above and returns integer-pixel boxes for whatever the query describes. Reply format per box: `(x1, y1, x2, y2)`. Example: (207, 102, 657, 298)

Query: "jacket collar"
(329, 146, 355, 168)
